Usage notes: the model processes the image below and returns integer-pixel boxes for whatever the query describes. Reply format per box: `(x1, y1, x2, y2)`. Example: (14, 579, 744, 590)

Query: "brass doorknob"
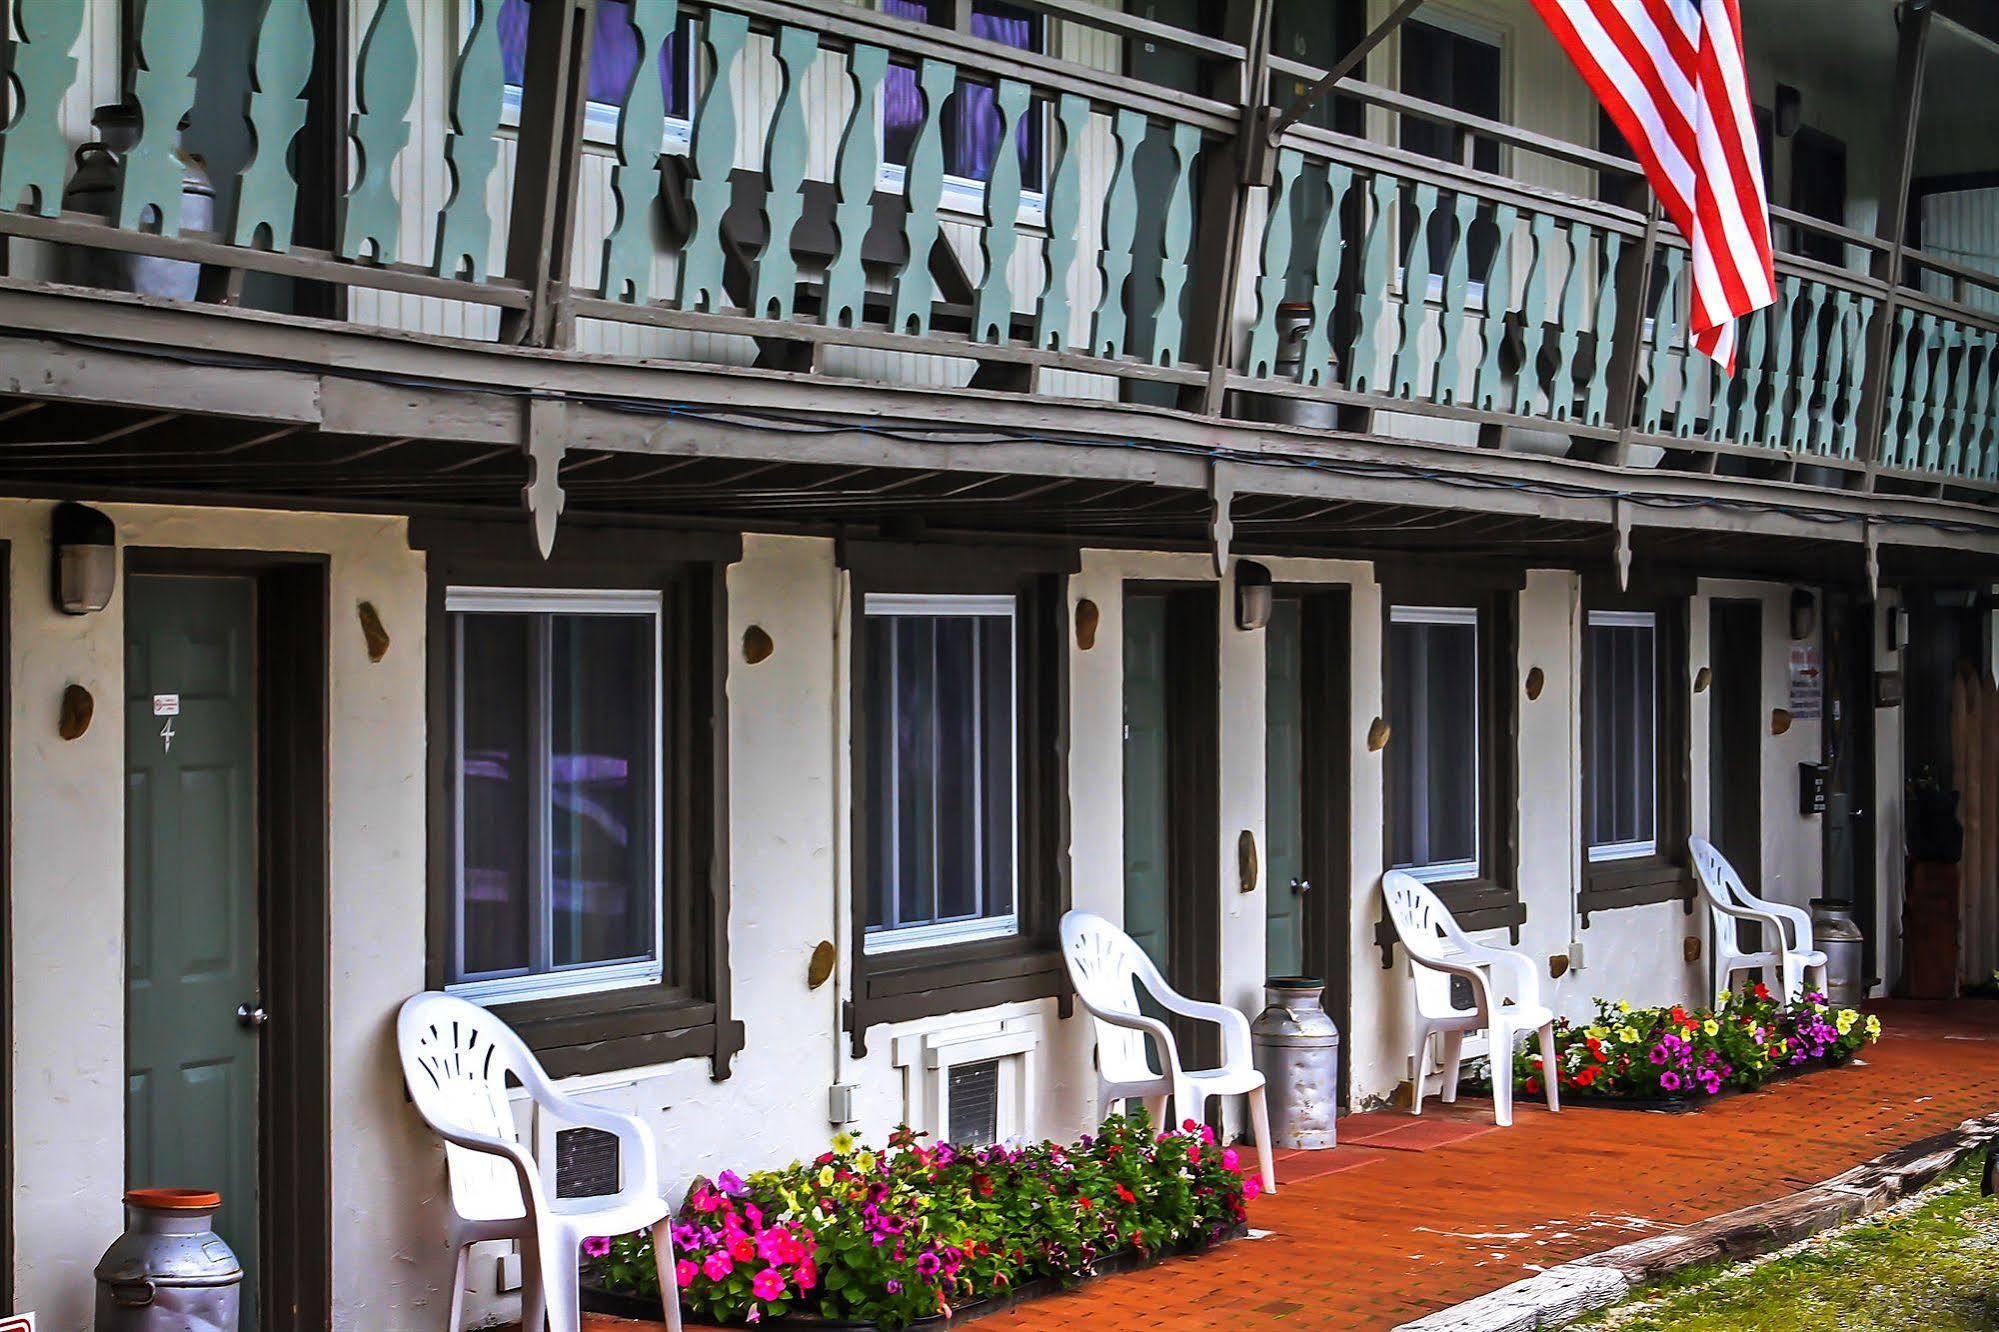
(236, 1004, 269, 1029)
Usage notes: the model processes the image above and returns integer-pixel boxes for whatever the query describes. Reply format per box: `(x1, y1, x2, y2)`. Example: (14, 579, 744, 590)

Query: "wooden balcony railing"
(0, 0, 1992, 503)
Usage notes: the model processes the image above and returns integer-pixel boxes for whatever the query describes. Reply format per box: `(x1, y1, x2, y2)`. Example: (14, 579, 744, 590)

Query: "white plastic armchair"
(1381, 871, 1558, 1127)
(1689, 837, 1827, 1002)
(397, 992, 683, 1332)
(1060, 910, 1275, 1192)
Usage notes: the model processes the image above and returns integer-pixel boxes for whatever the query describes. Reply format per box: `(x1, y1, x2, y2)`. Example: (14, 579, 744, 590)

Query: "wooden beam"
(499, 0, 596, 347)
(1857, 0, 1934, 474)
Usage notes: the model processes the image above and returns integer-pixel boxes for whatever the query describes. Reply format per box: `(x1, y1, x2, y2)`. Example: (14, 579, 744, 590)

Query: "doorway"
(124, 556, 330, 1331)
(1265, 589, 1352, 1103)
(1822, 590, 1877, 985)
(1709, 600, 1765, 959)
(1122, 585, 1221, 1066)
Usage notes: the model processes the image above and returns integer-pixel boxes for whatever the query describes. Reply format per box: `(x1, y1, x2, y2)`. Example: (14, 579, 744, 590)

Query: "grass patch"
(1576, 1156, 1999, 1332)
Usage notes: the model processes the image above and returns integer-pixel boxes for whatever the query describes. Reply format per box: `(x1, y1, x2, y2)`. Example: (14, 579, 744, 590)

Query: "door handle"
(1291, 877, 1312, 896)
(236, 1004, 268, 1029)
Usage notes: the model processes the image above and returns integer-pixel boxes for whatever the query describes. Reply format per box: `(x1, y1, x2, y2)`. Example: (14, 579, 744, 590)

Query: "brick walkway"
(585, 1001, 1999, 1332)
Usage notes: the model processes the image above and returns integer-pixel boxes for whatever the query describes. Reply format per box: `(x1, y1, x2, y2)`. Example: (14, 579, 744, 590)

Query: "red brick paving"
(583, 1001, 1999, 1332)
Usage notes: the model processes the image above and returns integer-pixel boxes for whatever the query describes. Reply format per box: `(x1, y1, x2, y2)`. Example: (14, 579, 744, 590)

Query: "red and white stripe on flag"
(1528, 0, 1775, 372)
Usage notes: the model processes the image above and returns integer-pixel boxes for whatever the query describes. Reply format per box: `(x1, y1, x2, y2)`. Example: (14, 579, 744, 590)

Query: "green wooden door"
(127, 574, 261, 1331)
(1266, 598, 1306, 979)
(1122, 594, 1172, 973)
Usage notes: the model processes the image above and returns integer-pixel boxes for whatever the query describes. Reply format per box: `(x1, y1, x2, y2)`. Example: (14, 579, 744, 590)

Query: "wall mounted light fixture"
(51, 502, 116, 615)
(1789, 588, 1817, 641)
(1235, 560, 1272, 631)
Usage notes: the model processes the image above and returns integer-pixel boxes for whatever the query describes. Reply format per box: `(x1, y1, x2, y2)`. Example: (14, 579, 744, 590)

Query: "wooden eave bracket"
(1613, 497, 1633, 591)
(1210, 459, 1238, 577)
(524, 395, 569, 559)
(1864, 519, 1881, 601)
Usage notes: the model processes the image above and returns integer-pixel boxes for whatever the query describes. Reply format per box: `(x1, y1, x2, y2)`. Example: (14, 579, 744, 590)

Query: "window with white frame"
(879, 0, 1048, 222)
(447, 587, 663, 1003)
(496, 0, 697, 152)
(862, 593, 1019, 953)
(1386, 605, 1481, 882)
(1584, 610, 1658, 861)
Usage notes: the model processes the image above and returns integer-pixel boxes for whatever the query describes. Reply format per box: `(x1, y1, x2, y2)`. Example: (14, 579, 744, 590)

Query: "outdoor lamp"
(1790, 588, 1817, 641)
(1235, 559, 1273, 631)
(52, 501, 116, 614)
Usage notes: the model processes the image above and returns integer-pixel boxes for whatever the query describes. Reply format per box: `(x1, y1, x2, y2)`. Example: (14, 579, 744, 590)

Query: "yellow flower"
(1617, 1000, 1632, 1014)
(1835, 1012, 1856, 1035)
(1865, 1015, 1882, 1037)
(1717, 989, 1732, 1006)
(818, 1165, 836, 1187)
(1617, 1025, 1641, 1044)
(855, 1152, 877, 1174)
(1702, 1019, 1720, 1037)
(831, 1130, 856, 1155)
(1585, 1025, 1609, 1041)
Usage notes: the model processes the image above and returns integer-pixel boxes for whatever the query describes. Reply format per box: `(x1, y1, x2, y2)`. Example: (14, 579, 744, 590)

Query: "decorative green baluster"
(1473, 202, 1518, 410)
(1811, 289, 1850, 455)
(1390, 182, 1439, 400)
(0, 0, 86, 216)
(1759, 277, 1798, 447)
(1032, 92, 1091, 351)
(1838, 296, 1873, 459)
(1091, 108, 1145, 359)
(1790, 280, 1824, 449)
(1548, 222, 1589, 420)
(1639, 250, 1682, 435)
(435, 0, 510, 280)
(233, 0, 315, 247)
(1514, 214, 1557, 416)
(678, 10, 750, 312)
(1678, 326, 1712, 439)
(1297, 161, 1354, 389)
(1349, 172, 1399, 395)
(973, 77, 1032, 345)
(1909, 313, 1940, 469)
(1880, 308, 1916, 469)
(1944, 324, 1976, 474)
(824, 43, 889, 329)
(750, 25, 818, 319)
(1147, 121, 1201, 365)
(339, 0, 416, 260)
(1981, 331, 1999, 480)
(1735, 303, 1770, 443)
(594, 0, 674, 299)
(120, 0, 206, 232)
(1432, 193, 1477, 405)
(1245, 149, 1301, 379)
(1584, 231, 1623, 426)
(889, 59, 957, 336)
(1959, 332, 1991, 478)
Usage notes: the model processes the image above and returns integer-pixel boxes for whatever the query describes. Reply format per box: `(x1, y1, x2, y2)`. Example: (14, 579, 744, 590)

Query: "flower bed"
(1469, 986, 1882, 1107)
(583, 1112, 1255, 1329)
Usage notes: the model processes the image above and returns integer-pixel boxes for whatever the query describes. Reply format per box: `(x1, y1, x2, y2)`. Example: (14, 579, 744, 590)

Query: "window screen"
(1584, 611, 1659, 859)
(1386, 606, 1481, 880)
(947, 1060, 1002, 1146)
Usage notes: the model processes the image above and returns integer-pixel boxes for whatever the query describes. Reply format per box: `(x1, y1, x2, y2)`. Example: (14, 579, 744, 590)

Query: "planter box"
(1461, 1057, 1852, 1114)
(584, 1224, 1246, 1329)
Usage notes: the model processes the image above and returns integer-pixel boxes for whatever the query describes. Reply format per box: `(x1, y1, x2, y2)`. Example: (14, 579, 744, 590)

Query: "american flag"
(1529, 0, 1775, 372)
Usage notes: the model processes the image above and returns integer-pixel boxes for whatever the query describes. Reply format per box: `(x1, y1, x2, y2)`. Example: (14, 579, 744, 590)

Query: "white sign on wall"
(1788, 643, 1823, 720)
(0, 1312, 37, 1331)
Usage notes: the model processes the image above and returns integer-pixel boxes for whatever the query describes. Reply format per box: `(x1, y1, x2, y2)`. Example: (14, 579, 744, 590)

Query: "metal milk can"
(94, 1189, 241, 1332)
(61, 103, 215, 300)
(1810, 898, 1867, 1008)
(1251, 977, 1341, 1150)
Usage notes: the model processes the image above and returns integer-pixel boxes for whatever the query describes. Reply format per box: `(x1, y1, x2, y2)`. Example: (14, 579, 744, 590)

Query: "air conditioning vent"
(555, 1126, 620, 1198)
(947, 1059, 1001, 1147)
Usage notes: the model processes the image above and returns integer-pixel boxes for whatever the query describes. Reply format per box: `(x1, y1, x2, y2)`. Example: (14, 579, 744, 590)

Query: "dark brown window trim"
(841, 538, 1078, 1057)
(1578, 581, 1695, 927)
(1375, 574, 1523, 967)
(413, 518, 745, 1080)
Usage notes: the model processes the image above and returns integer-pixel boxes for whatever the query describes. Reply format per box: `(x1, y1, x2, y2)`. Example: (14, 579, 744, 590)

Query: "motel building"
(0, 0, 1995, 1326)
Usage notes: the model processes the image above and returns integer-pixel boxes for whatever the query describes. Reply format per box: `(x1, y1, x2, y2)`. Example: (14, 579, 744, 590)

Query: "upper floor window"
(862, 593, 1019, 953)
(1385, 605, 1481, 882)
(447, 587, 662, 1003)
(497, 0, 696, 152)
(882, 0, 1047, 220)
(1399, 17, 1501, 278)
(1583, 610, 1658, 861)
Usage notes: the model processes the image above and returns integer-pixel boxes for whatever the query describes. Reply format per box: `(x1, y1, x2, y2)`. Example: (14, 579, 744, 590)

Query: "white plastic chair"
(1381, 871, 1559, 1127)
(397, 992, 683, 1332)
(1689, 836, 1828, 1002)
(1060, 910, 1276, 1193)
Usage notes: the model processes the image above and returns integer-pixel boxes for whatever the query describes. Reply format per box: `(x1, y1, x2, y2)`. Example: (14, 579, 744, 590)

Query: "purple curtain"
(499, 0, 691, 121)
(884, 0, 1039, 183)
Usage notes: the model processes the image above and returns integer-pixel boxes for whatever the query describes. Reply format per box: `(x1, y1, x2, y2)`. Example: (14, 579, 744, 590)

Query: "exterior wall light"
(52, 501, 116, 615)
(1235, 559, 1273, 631)
(1790, 587, 1817, 641)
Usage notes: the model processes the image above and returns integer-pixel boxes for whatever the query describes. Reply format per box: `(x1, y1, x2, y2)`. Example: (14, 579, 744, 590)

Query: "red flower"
(1524, 1077, 1542, 1096)
(1752, 982, 1771, 1002)
(972, 1173, 995, 1198)
(1115, 1184, 1135, 1204)
(1574, 1067, 1597, 1088)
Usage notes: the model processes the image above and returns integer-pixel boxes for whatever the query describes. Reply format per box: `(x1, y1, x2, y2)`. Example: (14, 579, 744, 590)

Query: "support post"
(1604, 194, 1662, 465)
(1856, 0, 1933, 479)
(500, 0, 597, 347)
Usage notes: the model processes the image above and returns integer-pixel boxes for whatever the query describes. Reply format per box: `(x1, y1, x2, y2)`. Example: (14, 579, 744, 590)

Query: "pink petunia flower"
(702, 1250, 735, 1281)
(1242, 1176, 1262, 1201)
(581, 1235, 612, 1259)
(1221, 1147, 1241, 1172)
(675, 1259, 698, 1289)
(751, 1268, 786, 1301)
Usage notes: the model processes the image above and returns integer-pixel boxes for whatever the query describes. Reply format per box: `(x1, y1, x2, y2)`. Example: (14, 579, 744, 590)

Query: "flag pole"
(1265, 0, 1430, 144)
